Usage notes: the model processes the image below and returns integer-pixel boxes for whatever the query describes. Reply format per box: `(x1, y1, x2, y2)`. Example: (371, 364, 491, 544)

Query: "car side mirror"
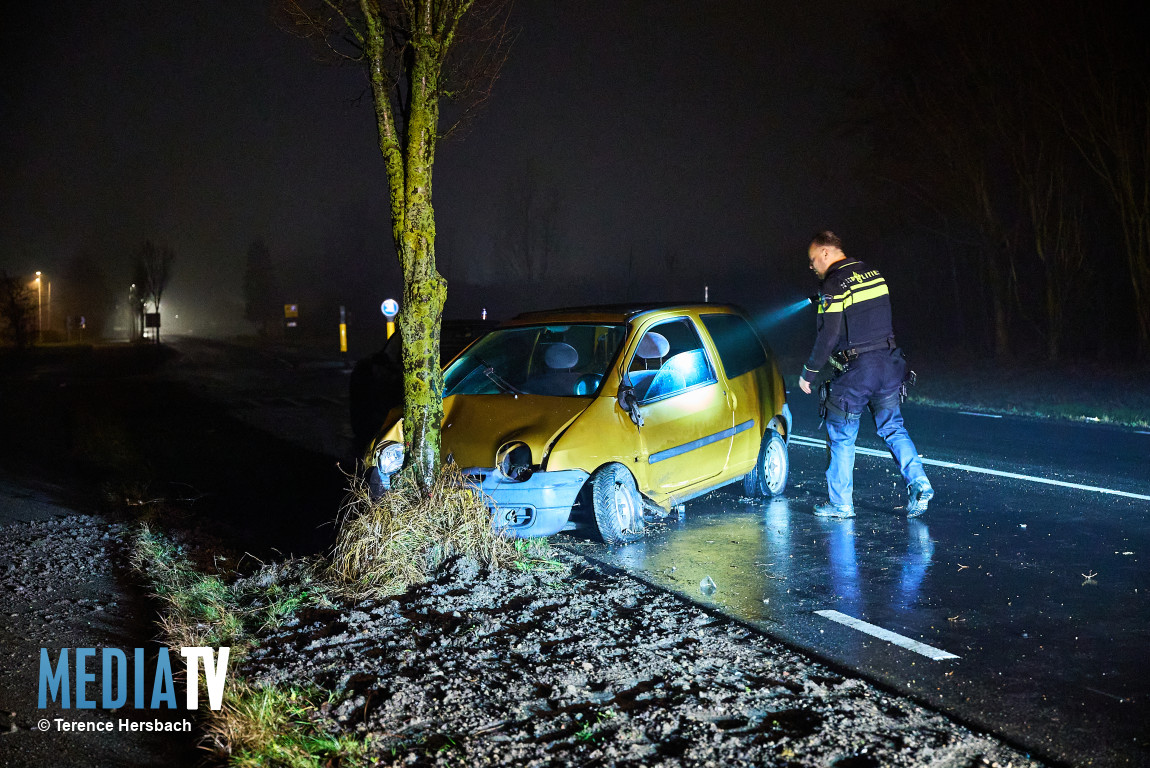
(617, 385, 644, 428)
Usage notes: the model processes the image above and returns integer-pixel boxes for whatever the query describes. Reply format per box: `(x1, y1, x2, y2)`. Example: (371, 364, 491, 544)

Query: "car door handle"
(726, 390, 737, 410)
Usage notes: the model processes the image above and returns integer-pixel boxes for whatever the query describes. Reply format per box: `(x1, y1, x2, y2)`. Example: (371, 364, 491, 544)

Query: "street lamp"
(129, 284, 137, 341)
(35, 272, 42, 342)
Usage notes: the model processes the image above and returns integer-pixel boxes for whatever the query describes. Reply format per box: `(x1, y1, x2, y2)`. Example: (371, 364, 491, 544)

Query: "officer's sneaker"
(906, 478, 934, 517)
(813, 502, 855, 518)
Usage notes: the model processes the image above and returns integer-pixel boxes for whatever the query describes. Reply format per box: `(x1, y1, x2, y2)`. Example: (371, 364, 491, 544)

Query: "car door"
(627, 317, 735, 495)
(700, 311, 773, 477)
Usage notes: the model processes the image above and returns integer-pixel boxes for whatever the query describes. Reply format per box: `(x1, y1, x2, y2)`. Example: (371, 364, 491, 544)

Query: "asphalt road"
(163, 337, 1150, 766)
(577, 398, 1150, 768)
(7, 337, 1142, 767)
(160, 336, 1149, 766)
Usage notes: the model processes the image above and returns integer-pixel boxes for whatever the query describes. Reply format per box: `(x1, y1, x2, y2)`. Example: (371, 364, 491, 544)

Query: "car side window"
(628, 318, 717, 402)
(700, 313, 768, 380)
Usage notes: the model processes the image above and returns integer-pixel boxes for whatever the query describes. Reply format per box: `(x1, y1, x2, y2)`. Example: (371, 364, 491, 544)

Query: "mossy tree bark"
(284, 0, 507, 489)
(355, 1, 474, 490)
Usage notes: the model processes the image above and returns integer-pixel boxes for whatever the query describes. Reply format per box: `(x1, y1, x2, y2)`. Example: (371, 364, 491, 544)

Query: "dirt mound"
(242, 552, 1040, 767)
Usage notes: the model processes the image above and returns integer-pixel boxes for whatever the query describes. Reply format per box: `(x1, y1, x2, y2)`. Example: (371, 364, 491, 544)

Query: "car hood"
(440, 394, 592, 469)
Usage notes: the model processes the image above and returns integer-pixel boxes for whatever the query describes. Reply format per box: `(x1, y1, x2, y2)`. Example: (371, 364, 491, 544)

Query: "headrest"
(636, 331, 670, 360)
(544, 342, 579, 370)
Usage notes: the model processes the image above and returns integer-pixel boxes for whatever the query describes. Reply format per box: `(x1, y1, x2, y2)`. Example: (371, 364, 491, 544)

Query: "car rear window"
(701, 313, 768, 380)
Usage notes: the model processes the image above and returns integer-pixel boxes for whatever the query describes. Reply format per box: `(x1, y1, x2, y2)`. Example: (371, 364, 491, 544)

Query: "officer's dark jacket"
(801, 258, 893, 383)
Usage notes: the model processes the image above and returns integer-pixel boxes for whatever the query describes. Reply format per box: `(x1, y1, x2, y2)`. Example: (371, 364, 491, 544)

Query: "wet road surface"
(567, 402, 1150, 767)
(160, 338, 1148, 766)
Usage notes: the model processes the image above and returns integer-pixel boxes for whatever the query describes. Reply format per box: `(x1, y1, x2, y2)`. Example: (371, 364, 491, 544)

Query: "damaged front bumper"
(464, 467, 590, 538)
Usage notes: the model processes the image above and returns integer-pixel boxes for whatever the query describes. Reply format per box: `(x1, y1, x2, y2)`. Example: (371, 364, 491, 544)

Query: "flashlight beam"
(758, 298, 815, 329)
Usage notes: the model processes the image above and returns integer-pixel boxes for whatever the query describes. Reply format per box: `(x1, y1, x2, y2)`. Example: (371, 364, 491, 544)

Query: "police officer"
(797, 231, 934, 518)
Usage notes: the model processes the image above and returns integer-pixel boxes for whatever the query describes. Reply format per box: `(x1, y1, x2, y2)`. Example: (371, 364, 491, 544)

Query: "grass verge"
(908, 355, 1150, 426)
(779, 353, 1150, 427)
(130, 464, 567, 765)
(130, 525, 333, 650)
(202, 683, 373, 768)
(130, 525, 371, 765)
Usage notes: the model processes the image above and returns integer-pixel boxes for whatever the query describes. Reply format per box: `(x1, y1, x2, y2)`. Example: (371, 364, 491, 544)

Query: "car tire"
(591, 463, 645, 544)
(743, 429, 788, 497)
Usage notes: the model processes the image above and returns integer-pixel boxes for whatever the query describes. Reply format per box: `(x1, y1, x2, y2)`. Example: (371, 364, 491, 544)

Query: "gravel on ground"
(0, 508, 197, 768)
(240, 550, 1044, 768)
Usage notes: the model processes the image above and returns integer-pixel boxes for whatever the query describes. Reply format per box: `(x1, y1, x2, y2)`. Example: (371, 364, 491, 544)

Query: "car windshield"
(443, 323, 627, 398)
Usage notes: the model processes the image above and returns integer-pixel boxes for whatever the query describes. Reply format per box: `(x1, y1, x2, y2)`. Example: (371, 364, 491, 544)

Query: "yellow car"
(366, 304, 791, 543)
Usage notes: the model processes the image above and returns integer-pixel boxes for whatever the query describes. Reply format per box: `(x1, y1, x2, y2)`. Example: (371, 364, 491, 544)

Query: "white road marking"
(957, 411, 1003, 418)
(790, 434, 1150, 502)
(815, 610, 960, 660)
(1136, 430, 1150, 436)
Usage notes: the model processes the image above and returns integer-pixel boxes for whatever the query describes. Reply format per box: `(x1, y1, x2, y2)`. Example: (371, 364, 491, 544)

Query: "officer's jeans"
(825, 402, 928, 507)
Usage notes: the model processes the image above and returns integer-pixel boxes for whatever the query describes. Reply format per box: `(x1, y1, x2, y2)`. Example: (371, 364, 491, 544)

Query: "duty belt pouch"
(898, 349, 917, 404)
(817, 380, 832, 428)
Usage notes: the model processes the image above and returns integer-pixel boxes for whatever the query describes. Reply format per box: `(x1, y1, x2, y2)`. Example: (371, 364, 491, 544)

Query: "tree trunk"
(1045, 281, 1061, 361)
(399, 269, 446, 488)
(361, 1, 450, 491)
(982, 248, 1011, 360)
(1120, 212, 1150, 360)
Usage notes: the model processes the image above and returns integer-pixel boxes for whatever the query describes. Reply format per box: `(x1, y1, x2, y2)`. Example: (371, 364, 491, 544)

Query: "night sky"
(2, 2, 940, 352)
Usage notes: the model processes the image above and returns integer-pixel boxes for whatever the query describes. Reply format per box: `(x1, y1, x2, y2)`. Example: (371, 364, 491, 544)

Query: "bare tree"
(867, 0, 1128, 360)
(876, 9, 1021, 358)
(134, 240, 174, 342)
(243, 239, 283, 336)
(1056, 6, 1150, 357)
(1011, 138, 1087, 360)
(0, 271, 35, 349)
(499, 166, 560, 282)
(61, 252, 114, 340)
(280, 0, 513, 489)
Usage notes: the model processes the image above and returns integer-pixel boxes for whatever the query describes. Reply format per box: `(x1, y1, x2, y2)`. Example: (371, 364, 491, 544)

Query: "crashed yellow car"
(365, 304, 791, 543)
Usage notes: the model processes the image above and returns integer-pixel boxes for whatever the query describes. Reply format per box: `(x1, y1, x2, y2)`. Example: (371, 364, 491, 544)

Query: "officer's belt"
(837, 336, 896, 362)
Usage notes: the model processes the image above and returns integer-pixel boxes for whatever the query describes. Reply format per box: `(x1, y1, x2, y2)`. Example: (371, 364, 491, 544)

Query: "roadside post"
(339, 305, 349, 367)
(381, 298, 399, 339)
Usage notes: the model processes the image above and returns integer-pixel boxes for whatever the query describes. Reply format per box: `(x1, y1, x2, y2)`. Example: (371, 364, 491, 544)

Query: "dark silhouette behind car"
(349, 319, 497, 443)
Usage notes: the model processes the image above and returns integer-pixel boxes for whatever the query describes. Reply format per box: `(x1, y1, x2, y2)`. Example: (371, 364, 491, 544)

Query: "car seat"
(629, 331, 669, 399)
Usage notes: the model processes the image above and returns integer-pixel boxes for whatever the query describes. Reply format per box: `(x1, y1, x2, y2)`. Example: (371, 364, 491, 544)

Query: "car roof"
(503, 302, 747, 326)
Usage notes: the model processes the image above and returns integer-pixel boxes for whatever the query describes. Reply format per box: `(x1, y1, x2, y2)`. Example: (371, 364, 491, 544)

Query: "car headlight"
(495, 441, 533, 482)
(373, 441, 405, 476)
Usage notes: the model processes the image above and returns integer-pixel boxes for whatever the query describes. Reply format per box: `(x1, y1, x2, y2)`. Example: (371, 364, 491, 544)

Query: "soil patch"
(241, 552, 1042, 767)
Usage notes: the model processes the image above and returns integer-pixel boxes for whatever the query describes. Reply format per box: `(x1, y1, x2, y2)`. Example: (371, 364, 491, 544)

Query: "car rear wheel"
(591, 463, 645, 544)
(744, 429, 788, 497)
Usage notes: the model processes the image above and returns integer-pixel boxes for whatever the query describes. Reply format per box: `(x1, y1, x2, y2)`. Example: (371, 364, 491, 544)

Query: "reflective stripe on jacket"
(801, 259, 893, 383)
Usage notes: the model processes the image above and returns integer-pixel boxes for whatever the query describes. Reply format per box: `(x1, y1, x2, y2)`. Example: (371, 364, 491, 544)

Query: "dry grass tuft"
(202, 681, 370, 767)
(332, 463, 518, 597)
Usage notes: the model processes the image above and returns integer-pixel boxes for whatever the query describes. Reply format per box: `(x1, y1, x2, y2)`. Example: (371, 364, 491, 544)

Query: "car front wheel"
(744, 429, 788, 497)
(591, 463, 645, 544)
